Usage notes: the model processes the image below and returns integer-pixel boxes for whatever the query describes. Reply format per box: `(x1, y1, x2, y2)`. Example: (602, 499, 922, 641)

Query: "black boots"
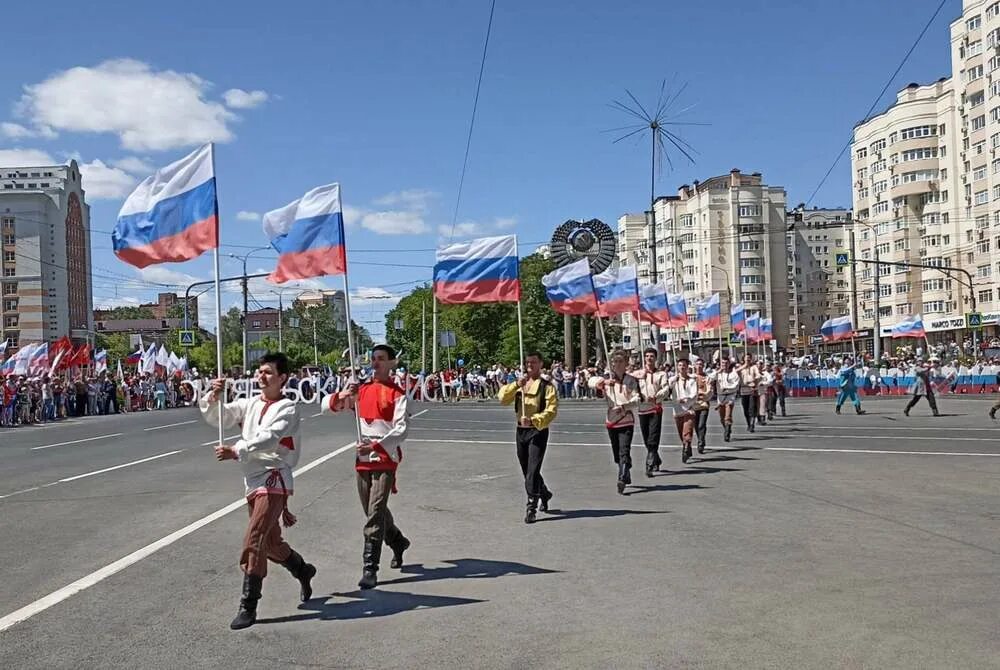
(389, 535, 410, 568)
(358, 539, 382, 590)
(524, 497, 538, 524)
(681, 442, 692, 463)
(723, 423, 732, 442)
(990, 406, 998, 420)
(856, 406, 865, 415)
(231, 574, 263, 630)
(280, 550, 316, 602)
(835, 405, 841, 415)
(539, 489, 553, 513)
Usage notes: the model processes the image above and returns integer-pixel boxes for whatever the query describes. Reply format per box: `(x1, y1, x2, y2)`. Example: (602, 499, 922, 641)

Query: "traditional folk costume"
(327, 378, 410, 589)
(715, 367, 740, 442)
(757, 369, 773, 424)
(692, 370, 711, 455)
(498, 376, 559, 523)
(200, 392, 316, 630)
(835, 364, 865, 415)
(770, 366, 787, 417)
(633, 367, 670, 477)
(591, 373, 640, 494)
(670, 373, 699, 463)
(904, 365, 940, 417)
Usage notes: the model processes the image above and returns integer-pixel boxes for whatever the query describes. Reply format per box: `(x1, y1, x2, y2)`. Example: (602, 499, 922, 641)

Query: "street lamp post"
(229, 246, 272, 374)
(853, 220, 881, 362)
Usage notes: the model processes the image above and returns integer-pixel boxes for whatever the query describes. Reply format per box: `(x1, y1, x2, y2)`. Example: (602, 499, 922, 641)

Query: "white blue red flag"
(821, 315, 854, 342)
(693, 293, 722, 332)
(731, 302, 745, 333)
(593, 265, 639, 318)
(638, 283, 671, 327)
(666, 292, 688, 328)
(263, 182, 346, 284)
(890, 314, 925, 339)
(760, 318, 773, 342)
(112, 144, 218, 268)
(540, 258, 597, 315)
(434, 235, 520, 304)
(95, 349, 108, 374)
(745, 313, 761, 343)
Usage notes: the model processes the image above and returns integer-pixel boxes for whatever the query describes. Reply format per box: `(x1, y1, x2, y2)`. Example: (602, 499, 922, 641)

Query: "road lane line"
(411, 409, 429, 418)
(30, 433, 123, 451)
(143, 420, 198, 432)
(58, 450, 186, 483)
(0, 441, 355, 633)
(0, 486, 40, 500)
(406, 438, 1000, 457)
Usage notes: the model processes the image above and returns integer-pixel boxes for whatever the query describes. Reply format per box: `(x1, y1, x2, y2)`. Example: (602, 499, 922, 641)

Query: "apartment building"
(618, 169, 791, 350)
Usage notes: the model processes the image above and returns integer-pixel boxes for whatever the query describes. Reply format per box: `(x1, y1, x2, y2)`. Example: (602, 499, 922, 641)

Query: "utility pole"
(277, 293, 283, 352)
(432, 298, 439, 371)
(312, 317, 318, 366)
(241, 273, 249, 372)
(421, 300, 427, 374)
(849, 229, 859, 337)
(873, 235, 881, 362)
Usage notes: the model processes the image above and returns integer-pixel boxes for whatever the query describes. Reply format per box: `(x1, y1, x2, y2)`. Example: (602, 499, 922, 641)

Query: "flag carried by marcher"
(95, 349, 108, 374)
(666, 292, 688, 328)
(638, 282, 672, 327)
(745, 313, 761, 343)
(593, 265, 639, 318)
(760, 318, 773, 342)
(113, 144, 218, 268)
(890, 314, 925, 338)
(693, 293, 722, 333)
(263, 182, 346, 283)
(821, 315, 854, 342)
(434, 235, 520, 304)
(731, 302, 746, 333)
(540, 258, 598, 315)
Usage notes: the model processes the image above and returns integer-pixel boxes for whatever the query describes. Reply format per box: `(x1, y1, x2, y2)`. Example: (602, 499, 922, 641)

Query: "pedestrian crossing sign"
(835, 253, 850, 266)
(966, 312, 983, 329)
(179, 330, 195, 347)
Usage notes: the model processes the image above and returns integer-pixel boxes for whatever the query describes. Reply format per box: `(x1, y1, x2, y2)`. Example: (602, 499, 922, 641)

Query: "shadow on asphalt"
(383, 558, 559, 586)
(624, 484, 708, 496)
(690, 455, 758, 462)
(658, 466, 744, 475)
(257, 589, 486, 624)
(535, 508, 667, 522)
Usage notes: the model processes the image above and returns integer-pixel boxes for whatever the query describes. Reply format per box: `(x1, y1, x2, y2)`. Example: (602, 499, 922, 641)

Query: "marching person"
(328, 344, 411, 591)
(634, 347, 670, 477)
(758, 364, 773, 424)
(715, 358, 740, 442)
(692, 358, 711, 455)
(737, 354, 762, 433)
(904, 360, 941, 417)
(498, 351, 559, 524)
(835, 358, 866, 415)
(671, 358, 699, 463)
(591, 350, 640, 494)
(200, 352, 316, 631)
(770, 363, 787, 417)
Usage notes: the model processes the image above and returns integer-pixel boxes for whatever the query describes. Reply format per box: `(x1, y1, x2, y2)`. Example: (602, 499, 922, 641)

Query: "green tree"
(105, 306, 155, 320)
(94, 332, 131, 362)
(166, 302, 188, 319)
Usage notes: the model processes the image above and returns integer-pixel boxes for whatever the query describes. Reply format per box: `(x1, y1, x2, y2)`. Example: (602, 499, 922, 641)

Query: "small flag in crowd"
(821, 315, 854, 342)
(666, 292, 688, 328)
(731, 302, 745, 333)
(126, 342, 143, 366)
(540, 258, 598, 315)
(113, 144, 218, 268)
(434, 235, 520, 304)
(638, 283, 672, 327)
(593, 265, 639, 318)
(693, 293, 722, 332)
(890, 314, 925, 339)
(263, 182, 346, 284)
(95, 349, 108, 374)
(760, 318, 773, 342)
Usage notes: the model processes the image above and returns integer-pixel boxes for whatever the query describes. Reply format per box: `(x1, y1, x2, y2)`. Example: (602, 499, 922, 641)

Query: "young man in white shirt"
(670, 358, 699, 462)
(715, 358, 740, 442)
(591, 350, 641, 494)
(634, 347, 670, 477)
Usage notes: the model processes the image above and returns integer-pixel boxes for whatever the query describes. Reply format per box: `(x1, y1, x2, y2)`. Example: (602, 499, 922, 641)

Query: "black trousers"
(905, 392, 938, 414)
(75, 394, 87, 417)
(516, 427, 550, 499)
(638, 412, 662, 469)
(694, 409, 709, 446)
(740, 393, 757, 428)
(607, 425, 634, 483)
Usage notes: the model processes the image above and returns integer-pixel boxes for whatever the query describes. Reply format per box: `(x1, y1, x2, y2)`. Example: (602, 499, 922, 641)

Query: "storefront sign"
(925, 315, 967, 333)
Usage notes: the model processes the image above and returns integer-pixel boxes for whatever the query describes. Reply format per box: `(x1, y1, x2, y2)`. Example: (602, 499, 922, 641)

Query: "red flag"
(67, 343, 91, 368)
(50, 336, 73, 372)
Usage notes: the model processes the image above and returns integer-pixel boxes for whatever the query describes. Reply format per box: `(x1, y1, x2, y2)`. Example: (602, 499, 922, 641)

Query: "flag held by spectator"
(693, 293, 722, 332)
(821, 315, 854, 342)
(95, 350, 108, 374)
(113, 144, 218, 268)
(434, 235, 520, 304)
(540, 258, 598, 315)
(890, 314, 925, 338)
(593, 265, 639, 317)
(263, 182, 346, 283)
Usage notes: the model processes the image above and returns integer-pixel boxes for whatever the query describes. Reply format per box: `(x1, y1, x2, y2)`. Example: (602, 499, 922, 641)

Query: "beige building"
(1, 160, 93, 352)
(618, 169, 791, 350)
(850, 1, 1000, 349)
(294, 289, 347, 330)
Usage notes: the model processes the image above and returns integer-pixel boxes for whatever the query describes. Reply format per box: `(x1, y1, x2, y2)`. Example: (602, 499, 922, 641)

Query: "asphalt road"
(0, 394, 998, 669)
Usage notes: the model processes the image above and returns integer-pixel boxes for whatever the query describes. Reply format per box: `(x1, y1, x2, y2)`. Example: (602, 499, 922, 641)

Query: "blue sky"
(0, 0, 960, 340)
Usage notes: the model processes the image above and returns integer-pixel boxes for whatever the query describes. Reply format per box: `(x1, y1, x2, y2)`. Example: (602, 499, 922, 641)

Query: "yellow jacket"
(498, 378, 558, 430)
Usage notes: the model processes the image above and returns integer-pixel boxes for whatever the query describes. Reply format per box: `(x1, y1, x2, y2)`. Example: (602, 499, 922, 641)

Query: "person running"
(715, 358, 740, 442)
(692, 359, 711, 455)
(835, 358, 866, 415)
(737, 354, 762, 433)
(591, 350, 640, 494)
(904, 360, 940, 417)
(328, 344, 411, 590)
(670, 358, 698, 463)
(200, 352, 316, 631)
(634, 347, 669, 477)
(498, 351, 559, 524)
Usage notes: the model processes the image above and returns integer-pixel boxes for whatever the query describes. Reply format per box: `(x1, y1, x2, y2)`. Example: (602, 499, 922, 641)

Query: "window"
(976, 190, 990, 204)
(971, 91, 986, 108)
(3, 268, 14, 277)
(969, 15, 982, 31)
(901, 147, 937, 161)
(682, 282, 696, 292)
(894, 239, 908, 251)
(979, 289, 995, 304)
(922, 213, 941, 225)
(978, 215, 990, 229)
(858, 187, 869, 198)
(923, 300, 946, 314)
(925, 257, 945, 268)
(895, 282, 911, 294)
(900, 125, 937, 140)
(740, 258, 763, 268)
(2, 298, 15, 311)
(1, 283, 15, 296)
(2, 234, 12, 245)
(871, 138, 887, 152)
(856, 147, 868, 160)
(974, 165, 988, 180)
(875, 242, 890, 255)
(972, 115, 987, 131)
(872, 201, 889, 215)
(921, 191, 947, 205)
(739, 241, 760, 251)
(3, 315, 18, 327)
(679, 214, 693, 227)
(740, 292, 765, 302)
(738, 205, 761, 217)
(741, 275, 763, 285)
(979, 240, 993, 254)
(922, 278, 951, 291)
(873, 180, 888, 194)
(901, 169, 938, 183)
(988, 2, 1000, 19)
(857, 167, 868, 180)
(871, 159, 887, 173)
(970, 40, 984, 57)
(978, 264, 992, 278)
(879, 285, 891, 297)
(896, 303, 913, 316)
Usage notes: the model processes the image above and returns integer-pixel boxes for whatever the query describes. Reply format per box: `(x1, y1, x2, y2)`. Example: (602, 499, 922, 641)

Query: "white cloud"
(223, 88, 269, 109)
(0, 148, 56, 166)
(93, 296, 142, 310)
(361, 210, 428, 235)
(138, 266, 204, 287)
(354, 286, 397, 300)
(372, 189, 437, 212)
(0, 122, 56, 140)
(236, 210, 261, 221)
(436, 216, 519, 239)
(18, 59, 240, 151)
(78, 159, 136, 199)
(111, 156, 154, 174)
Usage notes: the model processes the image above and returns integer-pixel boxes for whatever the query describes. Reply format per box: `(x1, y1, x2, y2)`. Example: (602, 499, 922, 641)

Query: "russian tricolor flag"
(434, 235, 520, 304)
(541, 258, 598, 315)
(745, 312, 761, 343)
(126, 344, 143, 366)
(667, 292, 688, 328)
(593, 265, 639, 318)
(731, 302, 745, 333)
(263, 183, 346, 284)
(113, 144, 218, 268)
(821, 315, 854, 342)
(639, 282, 672, 327)
(890, 314, 925, 339)
(694, 293, 722, 332)
(760, 318, 773, 342)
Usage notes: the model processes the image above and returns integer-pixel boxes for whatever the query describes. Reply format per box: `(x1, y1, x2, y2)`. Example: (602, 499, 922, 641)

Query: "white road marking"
(30, 433, 124, 451)
(143, 420, 198, 432)
(58, 450, 186, 483)
(411, 409, 429, 418)
(406, 438, 1000, 457)
(0, 441, 355, 633)
(0, 486, 40, 500)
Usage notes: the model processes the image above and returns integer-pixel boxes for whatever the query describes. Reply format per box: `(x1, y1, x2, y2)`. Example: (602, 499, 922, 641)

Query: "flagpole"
(596, 315, 611, 365)
(339, 188, 364, 444)
(516, 299, 526, 371)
